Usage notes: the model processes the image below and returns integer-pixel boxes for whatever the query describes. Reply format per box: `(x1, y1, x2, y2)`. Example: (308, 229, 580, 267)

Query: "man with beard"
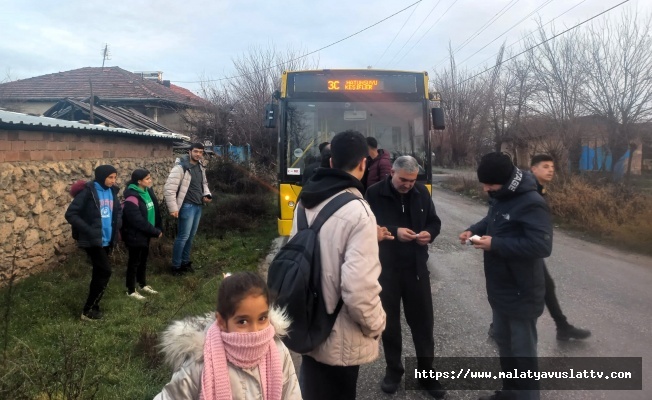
(460, 152, 553, 400)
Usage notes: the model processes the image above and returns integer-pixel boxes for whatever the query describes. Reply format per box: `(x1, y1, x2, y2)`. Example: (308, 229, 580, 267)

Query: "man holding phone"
(365, 156, 445, 398)
(164, 143, 212, 276)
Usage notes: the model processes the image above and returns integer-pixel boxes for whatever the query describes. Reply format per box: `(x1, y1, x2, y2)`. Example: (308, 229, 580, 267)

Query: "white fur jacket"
(153, 307, 302, 400)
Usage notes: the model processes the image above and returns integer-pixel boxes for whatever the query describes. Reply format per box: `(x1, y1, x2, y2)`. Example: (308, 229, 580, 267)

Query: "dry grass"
(442, 173, 652, 255)
(547, 176, 652, 254)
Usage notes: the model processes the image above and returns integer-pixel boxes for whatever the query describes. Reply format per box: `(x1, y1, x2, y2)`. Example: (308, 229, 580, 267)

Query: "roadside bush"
(205, 158, 273, 196)
(200, 194, 274, 233)
(441, 175, 483, 199)
(547, 175, 652, 254)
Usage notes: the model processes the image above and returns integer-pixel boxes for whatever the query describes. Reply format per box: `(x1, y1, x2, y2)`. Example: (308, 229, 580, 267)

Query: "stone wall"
(0, 129, 177, 284)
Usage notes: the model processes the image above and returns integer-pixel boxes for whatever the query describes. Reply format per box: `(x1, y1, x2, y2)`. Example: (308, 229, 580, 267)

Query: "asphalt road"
(353, 186, 652, 400)
(264, 184, 652, 400)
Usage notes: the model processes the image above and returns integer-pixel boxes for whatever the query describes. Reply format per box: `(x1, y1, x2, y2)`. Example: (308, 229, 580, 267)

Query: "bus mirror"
(264, 104, 278, 129)
(431, 107, 445, 130)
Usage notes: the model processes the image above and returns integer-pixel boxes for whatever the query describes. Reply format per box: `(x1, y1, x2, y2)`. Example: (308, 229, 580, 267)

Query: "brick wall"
(0, 128, 178, 284)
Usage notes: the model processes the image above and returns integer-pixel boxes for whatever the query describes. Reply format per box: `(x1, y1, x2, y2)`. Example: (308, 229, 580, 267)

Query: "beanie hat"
(477, 152, 514, 184)
(94, 165, 118, 188)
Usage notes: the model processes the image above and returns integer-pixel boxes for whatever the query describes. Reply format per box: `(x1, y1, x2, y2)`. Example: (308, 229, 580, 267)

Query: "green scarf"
(128, 184, 155, 226)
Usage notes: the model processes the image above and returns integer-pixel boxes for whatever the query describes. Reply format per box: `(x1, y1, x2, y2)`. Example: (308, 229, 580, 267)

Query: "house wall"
(1, 101, 56, 115)
(0, 129, 175, 284)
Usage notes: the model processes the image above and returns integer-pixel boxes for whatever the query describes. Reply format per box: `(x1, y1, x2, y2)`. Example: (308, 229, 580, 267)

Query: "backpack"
(69, 180, 88, 240)
(267, 192, 359, 353)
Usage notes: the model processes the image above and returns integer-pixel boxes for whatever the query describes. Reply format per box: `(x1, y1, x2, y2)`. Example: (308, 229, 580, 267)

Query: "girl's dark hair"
(217, 271, 270, 319)
(127, 168, 150, 187)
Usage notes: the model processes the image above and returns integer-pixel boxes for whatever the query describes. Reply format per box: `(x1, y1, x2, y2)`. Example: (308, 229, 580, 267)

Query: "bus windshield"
(285, 100, 427, 176)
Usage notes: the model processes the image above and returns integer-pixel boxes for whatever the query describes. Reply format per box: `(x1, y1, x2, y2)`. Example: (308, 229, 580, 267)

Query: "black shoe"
(171, 266, 186, 276)
(380, 376, 400, 394)
(181, 261, 195, 273)
(488, 323, 495, 338)
(420, 379, 446, 399)
(557, 325, 591, 341)
(81, 309, 103, 321)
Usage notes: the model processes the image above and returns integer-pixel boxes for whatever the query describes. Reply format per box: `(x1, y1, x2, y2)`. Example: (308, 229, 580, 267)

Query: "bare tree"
(433, 45, 493, 166)
(580, 10, 652, 180)
(226, 44, 318, 165)
(524, 21, 586, 174)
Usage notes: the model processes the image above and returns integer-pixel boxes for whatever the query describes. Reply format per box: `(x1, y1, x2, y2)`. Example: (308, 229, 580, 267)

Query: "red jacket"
(366, 149, 392, 187)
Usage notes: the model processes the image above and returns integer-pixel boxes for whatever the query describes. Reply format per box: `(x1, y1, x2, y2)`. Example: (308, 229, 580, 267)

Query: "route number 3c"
(328, 80, 340, 90)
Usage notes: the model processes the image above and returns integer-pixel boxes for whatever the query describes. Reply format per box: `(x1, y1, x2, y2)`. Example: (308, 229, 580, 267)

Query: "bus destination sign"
(292, 73, 418, 94)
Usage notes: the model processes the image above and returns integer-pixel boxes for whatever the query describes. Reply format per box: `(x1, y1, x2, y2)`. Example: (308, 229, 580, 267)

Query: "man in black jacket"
(460, 152, 552, 400)
(365, 156, 445, 399)
(530, 154, 591, 341)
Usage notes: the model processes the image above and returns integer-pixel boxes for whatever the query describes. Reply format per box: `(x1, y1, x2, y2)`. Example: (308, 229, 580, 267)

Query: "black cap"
(477, 152, 514, 184)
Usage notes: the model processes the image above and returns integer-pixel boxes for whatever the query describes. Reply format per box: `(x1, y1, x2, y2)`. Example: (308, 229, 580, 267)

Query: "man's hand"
(377, 225, 395, 242)
(397, 228, 418, 242)
(202, 196, 212, 203)
(473, 235, 492, 251)
(170, 211, 179, 218)
(158, 231, 163, 238)
(415, 231, 431, 246)
(459, 230, 472, 244)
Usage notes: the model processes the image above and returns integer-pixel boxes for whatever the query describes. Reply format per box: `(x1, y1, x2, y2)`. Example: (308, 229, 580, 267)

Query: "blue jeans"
(492, 309, 540, 400)
(172, 203, 202, 269)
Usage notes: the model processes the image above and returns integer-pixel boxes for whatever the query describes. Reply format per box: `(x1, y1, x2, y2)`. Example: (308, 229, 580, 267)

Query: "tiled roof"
(0, 109, 189, 140)
(0, 67, 209, 108)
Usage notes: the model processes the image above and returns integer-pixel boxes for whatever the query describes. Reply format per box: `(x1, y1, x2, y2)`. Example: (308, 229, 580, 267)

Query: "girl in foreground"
(154, 272, 301, 400)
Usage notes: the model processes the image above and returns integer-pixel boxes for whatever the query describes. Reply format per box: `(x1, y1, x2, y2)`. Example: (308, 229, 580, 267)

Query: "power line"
(457, 0, 554, 66)
(469, 0, 590, 70)
(433, 0, 520, 70)
(374, 1, 421, 66)
(393, 0, 460, 67)
(172, 1, 422, 84)
(385, 0, 443, 67)
(457, 0, 631, 87)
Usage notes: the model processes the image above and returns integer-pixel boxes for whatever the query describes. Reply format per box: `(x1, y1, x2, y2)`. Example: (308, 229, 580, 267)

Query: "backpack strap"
(308, 192, 360, 233)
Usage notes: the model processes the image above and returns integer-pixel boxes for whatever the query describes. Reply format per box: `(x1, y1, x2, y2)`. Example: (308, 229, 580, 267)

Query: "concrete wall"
(0, 128, 176, 284)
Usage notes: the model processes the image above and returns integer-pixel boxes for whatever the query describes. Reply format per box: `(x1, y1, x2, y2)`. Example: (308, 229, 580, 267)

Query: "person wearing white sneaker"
(121, 169, 163, 298)
(140, 285, 158, 294)
(128, 291, 146, 300)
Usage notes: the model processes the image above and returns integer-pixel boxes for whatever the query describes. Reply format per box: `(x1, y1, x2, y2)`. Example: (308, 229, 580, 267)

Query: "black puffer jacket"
(365, 176, 441, 270)
(468, 168, 553, 319)
(121, 186, 162, 248)
(65, 182, 121, 248)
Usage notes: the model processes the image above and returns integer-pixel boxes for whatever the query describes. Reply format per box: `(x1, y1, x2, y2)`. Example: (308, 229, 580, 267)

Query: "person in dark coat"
(364, 137, 392, 189)
(121, 168, 163, 300)
(487, 155, 591, 341)
(530, 154, 590, 340)
(364, 156, 445, 399)
(302, 141, 330, 185)
(65, 165, 122, 321)
(459, 152, 553, 400)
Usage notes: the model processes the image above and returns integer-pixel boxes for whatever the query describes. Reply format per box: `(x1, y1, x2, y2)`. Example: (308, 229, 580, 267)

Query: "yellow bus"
(265, 69, 444, 236)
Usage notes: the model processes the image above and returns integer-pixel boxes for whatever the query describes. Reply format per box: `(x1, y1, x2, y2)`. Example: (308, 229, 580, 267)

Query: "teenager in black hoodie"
(121, 169, 162, 300)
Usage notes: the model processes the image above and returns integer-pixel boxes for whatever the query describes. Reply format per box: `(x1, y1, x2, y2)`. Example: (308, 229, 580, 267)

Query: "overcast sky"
(1, 0, 649, 94)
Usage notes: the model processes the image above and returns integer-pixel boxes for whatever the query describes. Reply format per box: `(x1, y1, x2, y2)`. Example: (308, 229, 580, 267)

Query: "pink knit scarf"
(200, 322, 282, 400)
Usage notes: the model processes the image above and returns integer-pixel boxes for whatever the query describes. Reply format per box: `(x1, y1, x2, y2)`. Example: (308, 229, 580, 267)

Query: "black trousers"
(126, 246, 149, 293)
(299, 355, 359, 400)
(543, 264, 568, 328)
(379, 262, 435, 382)
(83, 247, 112, 312)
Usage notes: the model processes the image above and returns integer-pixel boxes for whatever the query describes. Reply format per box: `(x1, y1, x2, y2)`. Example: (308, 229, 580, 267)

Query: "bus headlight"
(288, 201, 295, 208)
